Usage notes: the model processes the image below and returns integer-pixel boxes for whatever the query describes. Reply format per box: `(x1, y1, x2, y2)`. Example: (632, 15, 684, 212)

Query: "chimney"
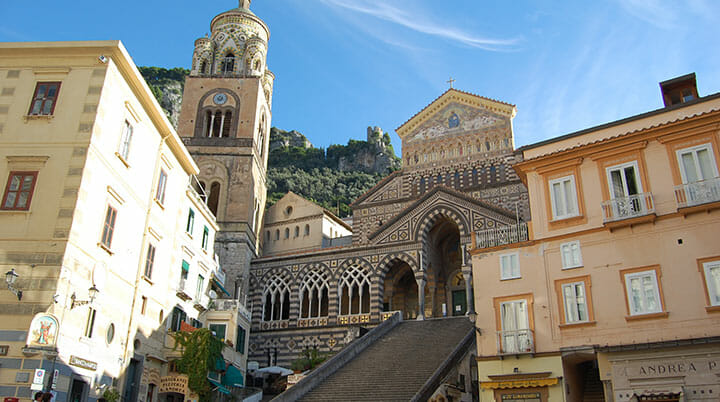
(659, 73, 698, 107)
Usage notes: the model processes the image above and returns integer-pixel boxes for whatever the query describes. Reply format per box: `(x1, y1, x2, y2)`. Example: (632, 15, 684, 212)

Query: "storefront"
(598, 343, 720, 402)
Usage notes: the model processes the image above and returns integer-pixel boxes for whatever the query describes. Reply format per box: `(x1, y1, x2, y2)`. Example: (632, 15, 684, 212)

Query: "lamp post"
(5, 268, 22, 300)
(70, 285, 99, 309)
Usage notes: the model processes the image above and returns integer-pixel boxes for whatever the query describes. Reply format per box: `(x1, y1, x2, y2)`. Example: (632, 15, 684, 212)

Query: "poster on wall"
(26, 314, 59, 348)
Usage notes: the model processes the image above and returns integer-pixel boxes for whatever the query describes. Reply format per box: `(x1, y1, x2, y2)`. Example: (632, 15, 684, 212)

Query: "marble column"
(416, 275, 426, 320)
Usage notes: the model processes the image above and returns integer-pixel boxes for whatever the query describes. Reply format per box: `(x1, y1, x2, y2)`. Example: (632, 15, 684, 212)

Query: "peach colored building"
(470, 74, 720, 402)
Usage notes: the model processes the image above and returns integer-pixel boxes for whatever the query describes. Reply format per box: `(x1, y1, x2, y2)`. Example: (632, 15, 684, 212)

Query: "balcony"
(601, 192, 655, 228)
(497, 329, 534, 355)
(212, 299, 252, 322)
(674, 177, 720, 214)
(474, 222, 529, 250)
(176, 279, 192, 301)
(193, 294, 210, 311)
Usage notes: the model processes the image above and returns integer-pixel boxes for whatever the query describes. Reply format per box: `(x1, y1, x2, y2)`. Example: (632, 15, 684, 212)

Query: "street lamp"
(70, 285, 99, 309)
(5, 268, 22, 300)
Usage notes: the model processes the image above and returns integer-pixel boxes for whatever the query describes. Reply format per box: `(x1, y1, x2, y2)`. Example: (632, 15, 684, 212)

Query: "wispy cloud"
(617, 0, 679, 28)
(318, 0, 519, 51)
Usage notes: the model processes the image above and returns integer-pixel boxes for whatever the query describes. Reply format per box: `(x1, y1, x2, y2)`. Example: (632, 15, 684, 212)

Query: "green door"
(452, 290, 467, 316)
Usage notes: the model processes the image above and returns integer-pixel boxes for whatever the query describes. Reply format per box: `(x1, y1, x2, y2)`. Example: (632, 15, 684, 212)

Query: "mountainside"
(139, 67, 401, 217)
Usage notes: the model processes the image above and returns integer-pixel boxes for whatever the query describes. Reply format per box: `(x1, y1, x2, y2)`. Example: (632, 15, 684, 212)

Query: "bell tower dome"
(177, 1, 274, 301)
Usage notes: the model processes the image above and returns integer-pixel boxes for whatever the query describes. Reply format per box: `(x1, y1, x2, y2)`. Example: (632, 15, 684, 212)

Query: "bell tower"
(177, 1, 274, 301)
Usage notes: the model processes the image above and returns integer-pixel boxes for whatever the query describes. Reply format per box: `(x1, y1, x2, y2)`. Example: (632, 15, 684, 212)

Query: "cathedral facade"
(176, 1, 530, 369)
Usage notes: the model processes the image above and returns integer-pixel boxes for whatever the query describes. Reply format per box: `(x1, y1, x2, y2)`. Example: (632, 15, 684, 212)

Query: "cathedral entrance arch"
(383, 260, 422, 320)
(422, 215, 462, 319)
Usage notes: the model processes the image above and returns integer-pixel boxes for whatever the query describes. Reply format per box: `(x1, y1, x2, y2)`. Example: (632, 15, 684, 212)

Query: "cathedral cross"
(447, 77, 456, 89)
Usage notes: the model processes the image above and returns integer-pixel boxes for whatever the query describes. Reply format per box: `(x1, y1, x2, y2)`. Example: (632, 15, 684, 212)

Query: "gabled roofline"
(350, 170, 402, 208)
(367, 185, 518, 241)
(396, 88, 516, 135)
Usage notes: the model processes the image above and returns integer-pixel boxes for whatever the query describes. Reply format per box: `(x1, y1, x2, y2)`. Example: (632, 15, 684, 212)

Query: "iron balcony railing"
(497, 329, 534, 355)
(212, 299, 252, 322)
(674, 177, 720, 208)
(601, 192, 655, 223)
(475, 222, 529, 249)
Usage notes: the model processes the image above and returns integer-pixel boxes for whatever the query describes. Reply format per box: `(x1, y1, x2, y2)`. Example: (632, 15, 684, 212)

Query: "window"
(494, 295, 534, 354)
(202, 226, 209, 250)
(155, 169, 167, 205)
(141, 296, 148, 315)
(294, 226, 299, 237)
(677, 144, 718, 184)
(118, 120, 133, 161)
(339, 266, 371, 315)
(186, 209, 195, 234)
(85, 308, 97, 338)
(285, 228, 290, 239)
(305, 224, 310, 236)
(236, 326, 246, 353)
(180, 260, 189, 282)
(549, 175, 579, 220)
(560, 241, 582, 269)
(275, 229, 280, 240)
(607, 161, 642, 201)
(699, 258, 720, 308)
(621, 266, 665, 317)
(300, 270, 330, 319)
(209, 323, 226, 341)
(263, 274, 290, 321)
(28, 82, 60, 115)
(100, 205, 118, 249)
(169, 307, 186, 331)
(144, 244, 156, 279)
(196, 275, 204, 300)
(2, 171, 38, 211)
(555, 276, 594, 326)
(500, 252, 520, 280)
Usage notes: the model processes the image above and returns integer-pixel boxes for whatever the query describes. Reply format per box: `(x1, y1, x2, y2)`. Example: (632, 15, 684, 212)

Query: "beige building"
(470, 74, 720, 402)
(260, 192, 352, 257)
(0, 41, 250, 402)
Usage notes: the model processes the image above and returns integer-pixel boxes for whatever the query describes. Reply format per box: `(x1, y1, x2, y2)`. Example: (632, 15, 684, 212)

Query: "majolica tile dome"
(191, 0, 270, 78)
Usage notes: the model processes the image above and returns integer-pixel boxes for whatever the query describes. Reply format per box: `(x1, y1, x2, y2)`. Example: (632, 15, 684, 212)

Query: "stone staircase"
(582, 362, 605, 402)
(291, 316, 474, 401)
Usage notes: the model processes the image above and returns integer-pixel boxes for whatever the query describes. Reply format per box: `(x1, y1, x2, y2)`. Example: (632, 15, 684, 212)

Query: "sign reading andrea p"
(26, 314, 59, 348)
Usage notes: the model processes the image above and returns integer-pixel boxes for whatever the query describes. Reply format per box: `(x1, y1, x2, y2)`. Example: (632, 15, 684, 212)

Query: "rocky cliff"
(138, 66, 400, 216)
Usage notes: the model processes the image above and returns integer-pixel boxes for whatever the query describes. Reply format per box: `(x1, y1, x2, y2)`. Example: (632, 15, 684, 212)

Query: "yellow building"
(260, 192, 352, 257)
(0, 41, 251, 402)
(470, 73, 720, 402)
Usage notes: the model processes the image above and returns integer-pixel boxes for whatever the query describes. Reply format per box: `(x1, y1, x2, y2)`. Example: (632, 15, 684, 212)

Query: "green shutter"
(181, 260, 189, 272)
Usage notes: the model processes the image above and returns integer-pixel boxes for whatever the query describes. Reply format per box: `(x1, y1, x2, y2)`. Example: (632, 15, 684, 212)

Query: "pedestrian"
(34, 391, 43, 402)
(41, 392, 53, 402)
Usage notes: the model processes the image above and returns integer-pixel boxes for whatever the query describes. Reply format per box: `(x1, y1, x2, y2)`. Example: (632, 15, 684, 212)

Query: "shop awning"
(222, 364, 244, 387)
(208, 377, 231, 395)
(212, 278, 232, 297)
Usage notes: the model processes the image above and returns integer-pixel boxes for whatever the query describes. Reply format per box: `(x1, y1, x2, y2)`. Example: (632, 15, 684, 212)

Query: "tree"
(171, 328, 224, 402)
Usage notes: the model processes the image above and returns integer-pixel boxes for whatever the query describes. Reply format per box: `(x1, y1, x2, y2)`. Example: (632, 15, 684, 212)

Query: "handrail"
(475, 222, 528, 249)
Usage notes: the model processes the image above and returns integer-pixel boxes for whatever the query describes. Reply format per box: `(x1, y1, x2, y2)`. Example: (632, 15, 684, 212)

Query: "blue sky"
(2, 0, 719, 154)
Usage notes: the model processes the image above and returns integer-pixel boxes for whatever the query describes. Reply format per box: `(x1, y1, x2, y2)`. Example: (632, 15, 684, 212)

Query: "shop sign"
(481, 378, 558, 389)
(26, 314, 59, 348)
(70, 355, 98, 371)
(502, 393, 541, 400)
(620, 358, 719, 378)
(159, 375, 189, 394)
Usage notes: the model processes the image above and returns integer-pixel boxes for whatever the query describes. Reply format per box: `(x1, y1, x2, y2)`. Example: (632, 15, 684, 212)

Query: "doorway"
(68, 378, 87, 402)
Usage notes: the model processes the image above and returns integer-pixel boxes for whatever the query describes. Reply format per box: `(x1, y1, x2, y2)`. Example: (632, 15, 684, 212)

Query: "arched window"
(266, 231, 270, 241)
(258, 114, 267, 157)
(300, 270, 329, 319)
(205, 109, 232, 138)
(199, 60, 208, 75)
(262, 274, 290, 321)
(284, 228, 290, 239)
(454, 172, 460, 188)
(339, 266, 371, 315)
(275, 229, 280, 240)
(304, 224, 310, 236)
(222, 52, 235, 74)
(294, 226, 299, 237)
(472, 169, 478, 186)
(485, 141, 491, 151)
(208, 182, 220, 216)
